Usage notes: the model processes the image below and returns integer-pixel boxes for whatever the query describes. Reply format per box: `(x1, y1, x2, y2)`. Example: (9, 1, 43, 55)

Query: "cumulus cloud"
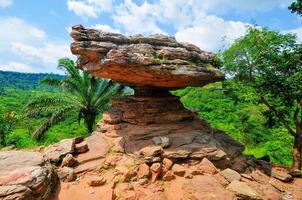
(11, 42, 72, 68)
(111, 0, 248, 51)
(0, 0, 13, 8)
(67, 0, 113, 18)
(0, 62, 34, 73)
(0, 17, 45, 51)
(0, 17, 72, 73)
(112, 0, 165, 35)
(91, 24, 120, 33)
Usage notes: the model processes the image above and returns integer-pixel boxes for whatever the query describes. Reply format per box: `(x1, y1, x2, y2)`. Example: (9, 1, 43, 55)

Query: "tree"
(0, 112, 16, 146)
(25, 58, 124, 140)
(289, 0, 302, 16)
(222, 27, 302, 169)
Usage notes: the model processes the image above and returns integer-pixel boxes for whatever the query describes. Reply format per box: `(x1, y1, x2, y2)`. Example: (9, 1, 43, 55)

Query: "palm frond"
(40, 77, 62, 87)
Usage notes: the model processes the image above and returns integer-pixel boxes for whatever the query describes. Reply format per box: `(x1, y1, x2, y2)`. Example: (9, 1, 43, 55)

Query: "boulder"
(57, 167, 76, 182)
(87, 176, 106, 187)
(150, 163, 162, 182)
(0, 151, 57, 200)
(172, 164, 186, 177)
(221, 168, 241, 183)
(70, 25, 224, 89)
(44, 138, 75, 163)
(61, 153, 77, 167)
(226, 181, 261, 200)
(197, 158, 218, 175)
(137, 163, 151, 179)
(75, 141, 89, 153)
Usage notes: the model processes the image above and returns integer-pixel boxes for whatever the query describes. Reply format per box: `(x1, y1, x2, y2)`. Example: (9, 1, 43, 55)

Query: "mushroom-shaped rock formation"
(70, 25, 243, 166)
(71, 24, 224, 90)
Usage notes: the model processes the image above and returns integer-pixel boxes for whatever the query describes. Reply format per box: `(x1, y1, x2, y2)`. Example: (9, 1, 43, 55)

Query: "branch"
(259, 96, 296, 136)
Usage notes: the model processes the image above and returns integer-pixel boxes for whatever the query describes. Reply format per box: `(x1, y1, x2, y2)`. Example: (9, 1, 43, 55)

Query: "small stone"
(162, 158, 173, 170)
(87, 176, 106, 187)
(271, 168, 292, 182)
(139, 146, 162, 157)
(226, 181, 261, 200)
(172, 164, 186, 177)
(74, 136, 84, 144)
(137, 163, 151, 179)
(289, 169, 301, 177)
(75, 141, 89, 153)
(152, 136, 171, 148)
(163, 170, 175, 181)
(89, 190, 95, 194)
(221, 168, 241, 183)
(150, 163, 162, 182)
(184, 170, 193, 179)
(61, 154, 77, 167)
(57, 167, 76, 182)
(138, 178, 149, 185)
(197, 158, 218, 175)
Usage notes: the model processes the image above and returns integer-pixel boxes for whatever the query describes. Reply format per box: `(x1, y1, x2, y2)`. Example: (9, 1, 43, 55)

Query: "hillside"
(0, 70, 64, 91)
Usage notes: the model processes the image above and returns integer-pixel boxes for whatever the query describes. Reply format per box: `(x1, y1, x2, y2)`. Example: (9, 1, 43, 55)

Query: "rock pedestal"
(70, 25, 243, 166)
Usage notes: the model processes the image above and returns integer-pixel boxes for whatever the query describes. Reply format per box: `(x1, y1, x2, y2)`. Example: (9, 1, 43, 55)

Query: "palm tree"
(25, 58, 124, 140)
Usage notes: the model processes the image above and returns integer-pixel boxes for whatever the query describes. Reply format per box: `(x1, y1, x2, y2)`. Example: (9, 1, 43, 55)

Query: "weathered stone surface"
(221, 168, 241, 183)
(61, 154, 77, 167)
(75, 141, 89, 153)
(43, 138, 75, 163)
(137, 163, 151, 179)
(271, 168, 292, 182)
(172, 164, 186, 177)
(71, 25, 224, 89)
(0, 151, 57, 200)
(57, 167, 76, 182)
(226, 181, 261, 200)
(87, 176, 106, 187)
(181, 176, 234, 200)
(150, 163, 162, 182)
(152, 136, 171, 148)
(197, 158, 218, 175)
(163, 171, 175, 181)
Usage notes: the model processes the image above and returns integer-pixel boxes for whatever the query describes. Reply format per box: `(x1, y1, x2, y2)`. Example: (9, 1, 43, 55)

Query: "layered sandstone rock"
(0, 151, 57, 200)
(70, 25, 244, 168)
(70, 25, 224, 89)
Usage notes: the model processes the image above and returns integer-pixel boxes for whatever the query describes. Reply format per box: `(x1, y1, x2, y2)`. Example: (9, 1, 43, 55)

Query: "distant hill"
(0, 70, 64, 91)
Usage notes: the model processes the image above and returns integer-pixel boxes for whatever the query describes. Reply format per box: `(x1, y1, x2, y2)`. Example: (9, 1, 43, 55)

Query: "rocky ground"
(1, 131, 301, 200)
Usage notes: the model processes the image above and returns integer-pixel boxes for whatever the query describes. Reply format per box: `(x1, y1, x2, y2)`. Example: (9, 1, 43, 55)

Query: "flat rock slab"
(0, 151, 57, 200)
(70, 25, 224, 89)
(76, 132, 110, 164)
(44, 138, 75, 163)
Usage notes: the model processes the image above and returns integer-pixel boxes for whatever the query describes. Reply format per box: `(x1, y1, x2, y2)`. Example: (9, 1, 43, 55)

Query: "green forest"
(1, 2, 302, 170)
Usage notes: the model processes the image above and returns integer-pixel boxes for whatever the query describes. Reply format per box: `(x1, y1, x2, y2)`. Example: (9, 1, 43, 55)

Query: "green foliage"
(174, 81, 293, 166)
(24, 58, 125, 140)
(289, 0, 302, 16)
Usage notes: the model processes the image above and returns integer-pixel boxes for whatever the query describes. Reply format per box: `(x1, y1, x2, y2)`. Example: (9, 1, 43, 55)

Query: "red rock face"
(70, 25, 224, 89)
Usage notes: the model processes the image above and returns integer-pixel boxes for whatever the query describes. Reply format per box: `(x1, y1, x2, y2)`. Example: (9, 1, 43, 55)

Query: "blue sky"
(0, 0, 301, 74)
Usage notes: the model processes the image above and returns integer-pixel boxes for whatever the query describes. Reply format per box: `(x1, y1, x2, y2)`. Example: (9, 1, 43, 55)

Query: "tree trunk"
(84, 112, 96, 133)
(293, 128, 302, 170)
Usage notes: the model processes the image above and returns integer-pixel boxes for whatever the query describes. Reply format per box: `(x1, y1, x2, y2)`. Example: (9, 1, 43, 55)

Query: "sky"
(0, 0, 301, 74)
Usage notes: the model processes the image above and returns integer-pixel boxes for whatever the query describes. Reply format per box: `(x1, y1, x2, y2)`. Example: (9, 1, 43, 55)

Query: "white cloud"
(285, 27, 302, 42)
(111, 0, 248, 51)
(91, 24, 120, 33)
(0, 17, 45, 51)
(0, 62, 34, 73)
(11, 42, 72, 67)
(112, 0, 166, 35)
(67, 0, 113, 18)
(0, 17, 72, 73)
(0, 0, 13, 8)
